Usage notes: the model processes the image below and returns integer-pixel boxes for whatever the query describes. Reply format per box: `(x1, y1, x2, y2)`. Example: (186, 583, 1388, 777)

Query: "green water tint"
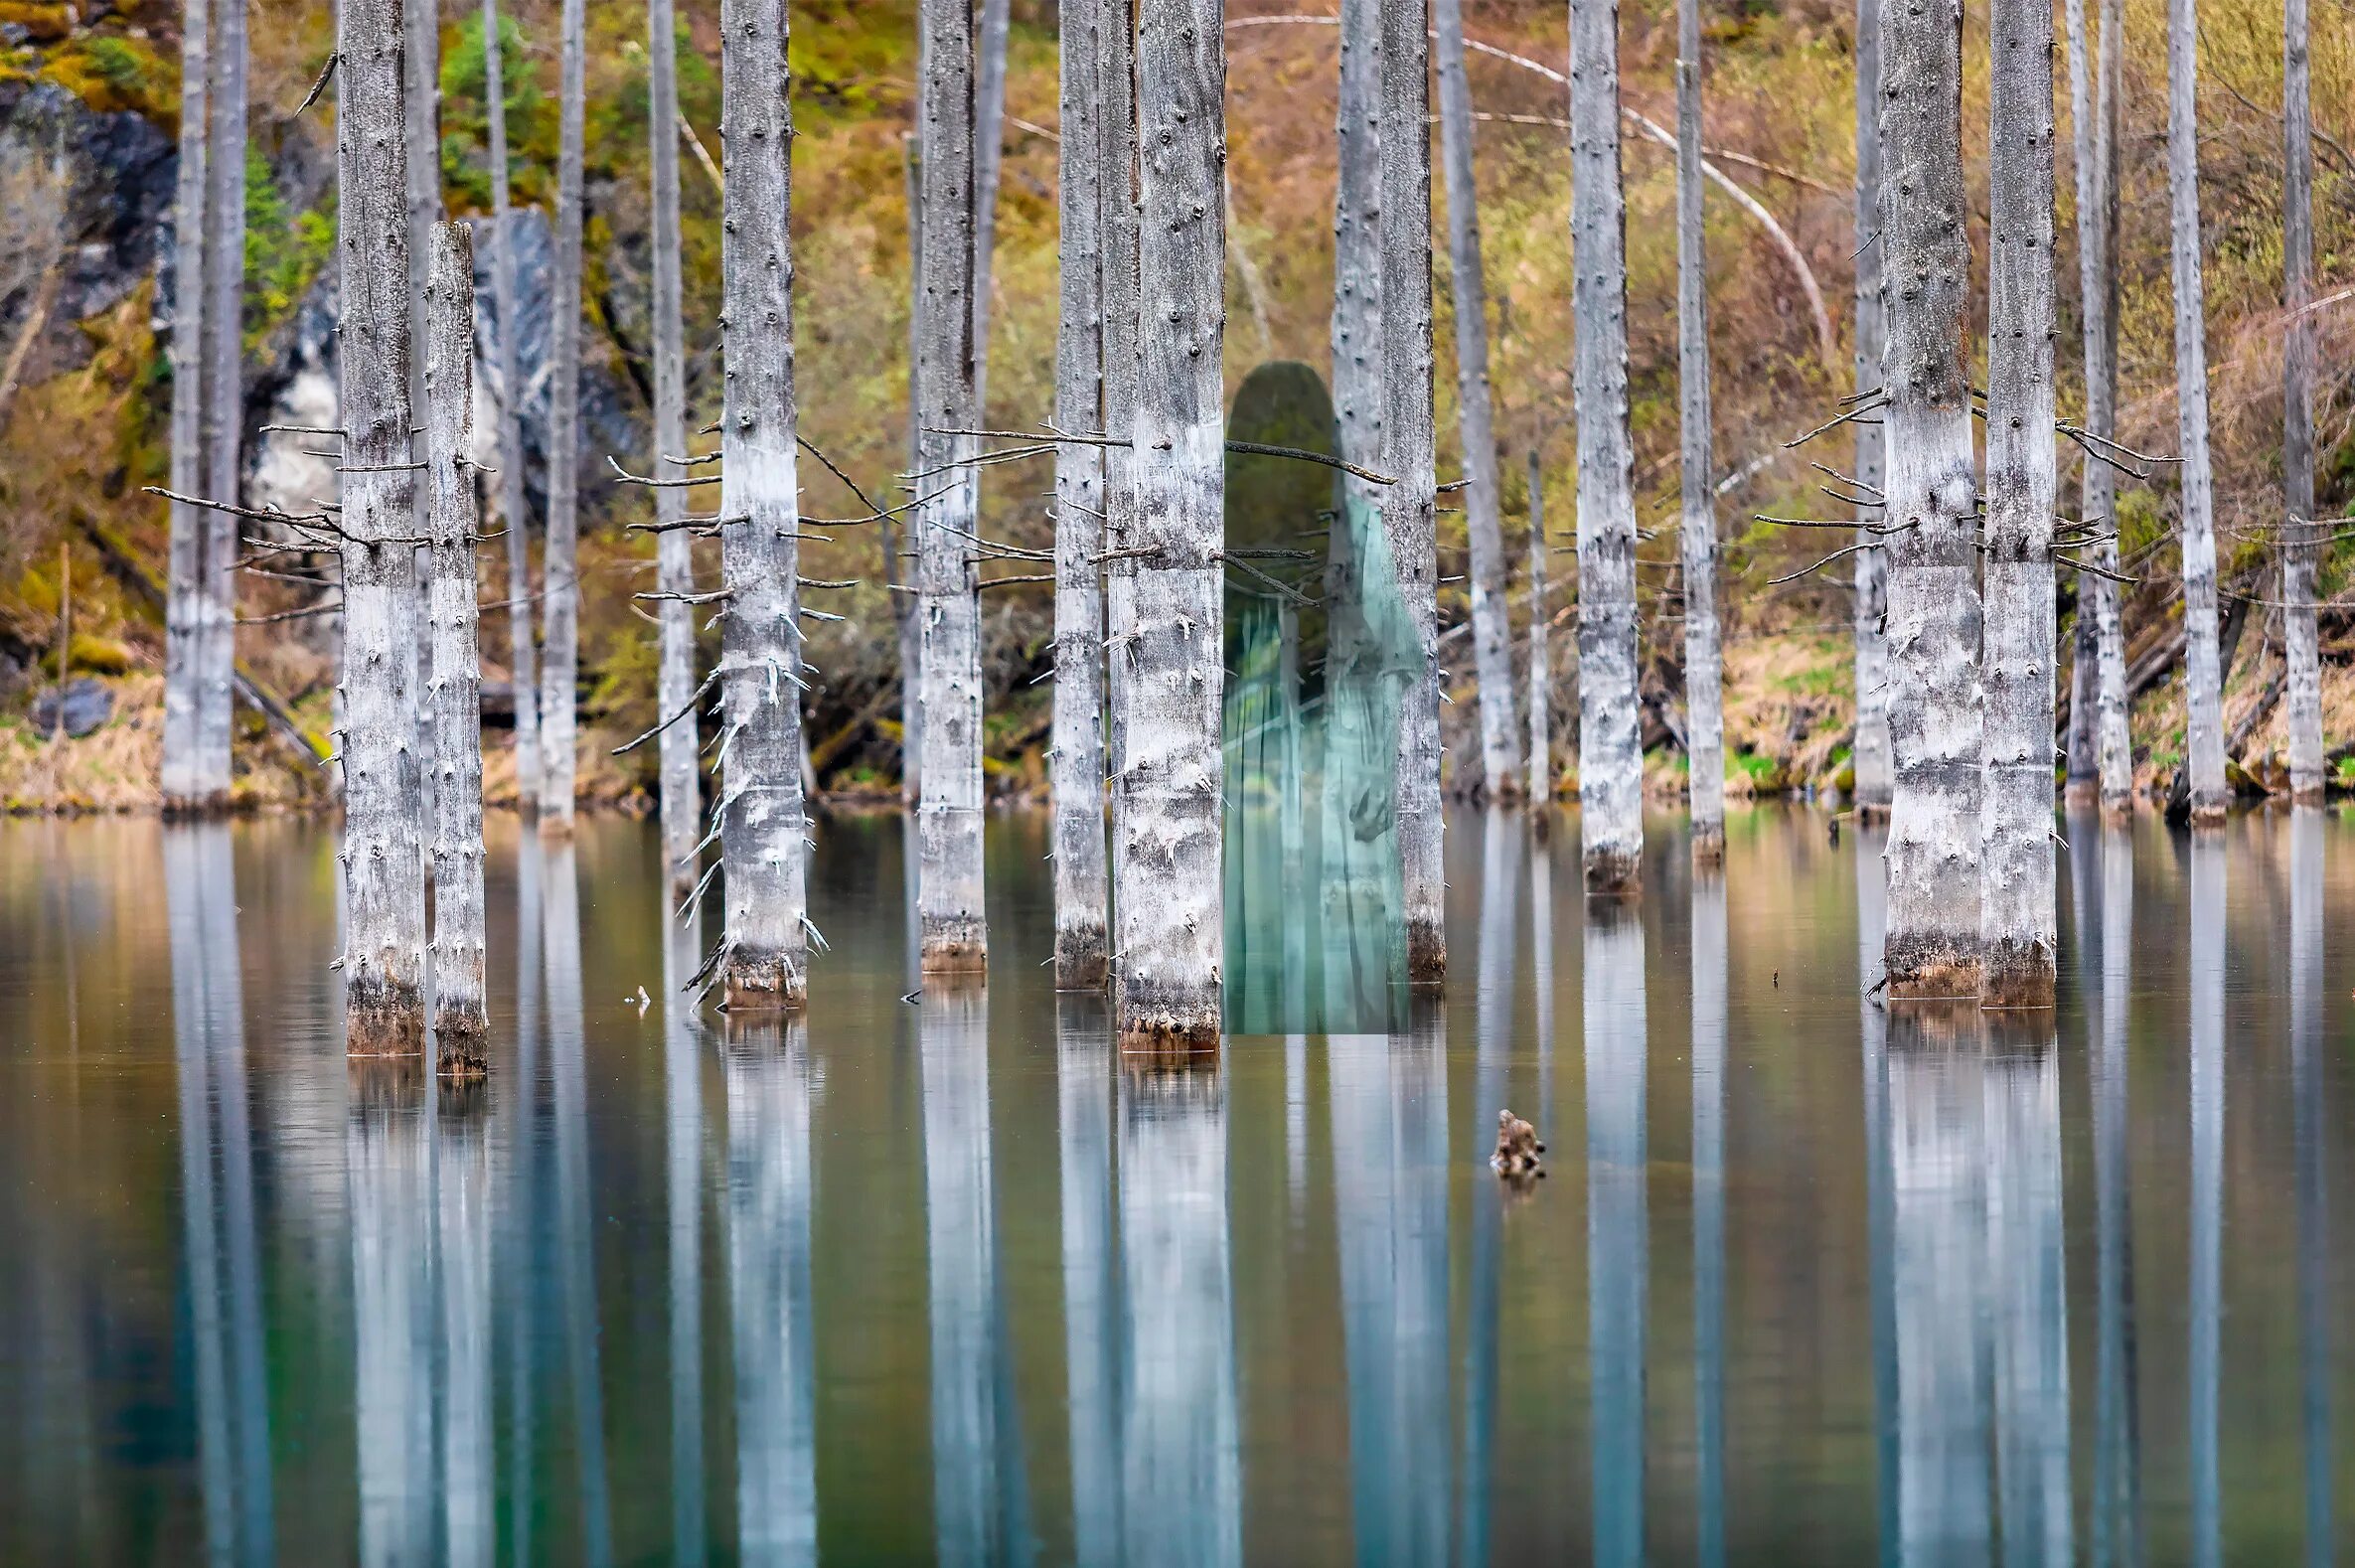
(1221, 362, 1416, 1033)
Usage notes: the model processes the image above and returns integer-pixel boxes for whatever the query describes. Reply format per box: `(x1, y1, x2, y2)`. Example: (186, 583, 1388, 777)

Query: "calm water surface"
(0, 806, 2349, 1565)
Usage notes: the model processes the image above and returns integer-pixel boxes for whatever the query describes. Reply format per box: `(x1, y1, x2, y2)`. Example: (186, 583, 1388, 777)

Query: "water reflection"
(2189, 834, 2224, 1568)
(1692, 858, 1728, 1568)
(667, 911, 709, 1565)
(1985, 1020, 2070, 1567)
(1586, 898, 1646, 1568)
(434, 1079, 495, 1568)
(504, 831, 543, 1566)
(545, 842, 615, 1564)
(348, 1059, 433, 1566)
(2291, 809, 2335, 1568)
(1058, 997, 1122, 1565)
(1461, 812, 1520, 1567)
(2093, 822, 2143, 1566)
(1860, 826, 1901, 1567)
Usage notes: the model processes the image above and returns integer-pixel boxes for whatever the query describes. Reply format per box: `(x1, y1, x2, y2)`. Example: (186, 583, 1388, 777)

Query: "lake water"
(0, 805, 2346, 1565)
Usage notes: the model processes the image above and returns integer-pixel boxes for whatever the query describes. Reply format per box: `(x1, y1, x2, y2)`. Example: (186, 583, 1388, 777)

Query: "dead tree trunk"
(1382, 0, 1448, 965)
(899, 134, 923, 805)
(1433, 0, 1516, 800)
(424, 222, 489, 1057)
(1981, 0, 2057, 1007)
(649, 0, 700, 887)
(971, 0, 1010, 412)
(480, 0, 540, 813)
(1112, 0, 1226, 1046)
(1098, 0, 1140, 893)
(405, 0, 440, 813)
(2083, 0, 2130, 810)
(1879, 0, 1981, 995)
(914, 0, 987, 971)
(1051, 0, 1110, 988)
(1570, 0, 1644, 897)
(2283, 0, 2322, 800)
(337, 0, 428, 1051)
(1675, 0, 1723, 862)
(1850, 0, 1894, 818)
(2166, 0, 2226, 823)
(162, 0, 210, 808)
(539, 0, 587, 827)
(197, 0, 245, 803)
(715, 0, 812, 1008)
(1527, 447, 1551, 803)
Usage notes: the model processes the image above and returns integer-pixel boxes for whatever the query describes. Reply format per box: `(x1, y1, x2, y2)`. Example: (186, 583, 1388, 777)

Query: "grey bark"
(1981, 0, 2058, 1007)
(1381, 0, 1448, 965)
(2284, 0, 2323, 799)
(1527, 448, 1551, 802)
(1570, 0, 1644, 896)
(2072, 0, 2130, 810)
(162, 0, 211, 806)
(899, 134, 923, 803)
(336, 0, 428, 1051)
(1851, 0, 1894, 815)
(1675, 0, 1723, 860)
(1099, 0, 1140, 807)
(1878, 0, 1982, 995)
(480, 0, 541, 812)
(2166, 0, 2227, 822)
(405, 0, 439, 810)
(539, 0, 586, 825)
(1433, 0, 1516, 799)
(972, 0, 1010, 412)
(650, 0, 700, 887)
(914, 0, 987, 971)
(424, 224, 488, 1053)
(1052, 0, 1110, 988)
(717, 0, 812, 1007)
(1111, 0, 1226, 1044)
(198, 0, 245, 801)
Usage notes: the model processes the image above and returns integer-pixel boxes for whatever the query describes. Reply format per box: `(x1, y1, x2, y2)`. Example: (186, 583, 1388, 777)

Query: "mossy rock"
(67, 633, 134, 674)
(0, 2, 73, 42)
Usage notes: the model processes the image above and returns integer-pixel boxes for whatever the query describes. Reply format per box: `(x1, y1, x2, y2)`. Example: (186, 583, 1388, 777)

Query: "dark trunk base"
(1691, 823, 1726, 864)
(1054, 926, 1110, 991)
(919, 922, 988, 974)
(724, 955, 810, 1012)
(1883, 938, 1980, 1002)
(1583, 847, 1642, 898)
(1405, 918, 1447, 983)
(1979, 944, 2057, 1010)
(347, 980, 426, 1056)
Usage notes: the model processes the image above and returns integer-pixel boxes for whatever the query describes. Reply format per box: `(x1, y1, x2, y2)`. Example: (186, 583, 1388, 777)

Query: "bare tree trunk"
(898, 134, 923, 805)
(1099, 0, 1141, 885)
(424, 222, 489, 1058)
(1111, 0, 1225, 1046)
(1570, 0, 1644, 897)
(406, 0, 440, 816)
(1880, 0, 1981, 995)
(1432, 0, 1516, 801)
(198, 0, 245, 804)
(649, 0, 700, 888)
(1982, 0, 2057, 1007)
(1052, 0, 1110, 988)
(2283, 0, 2323, 800)
(480, 0, 541, 813)
(2089, 0, 2130, 810)
(971, 0, 1010, 412)
(1527, 447, 1551, 803)
(2166, 0, 2226, 823)
(1850, 0, 1894, 817)
(539, 0, 586, 827)
(337, 0, 428, 1051)
(1382, 0, 1447, 965)
(162, 0, 210, 808)
(915, 0, 987, 972)
(715, 0, 811, 1008)
(1675, 0, 1723, 861)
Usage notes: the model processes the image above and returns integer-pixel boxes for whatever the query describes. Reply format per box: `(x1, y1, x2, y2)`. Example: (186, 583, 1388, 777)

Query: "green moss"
(438, 10, 551, 212)
(242, 152, 336, 350)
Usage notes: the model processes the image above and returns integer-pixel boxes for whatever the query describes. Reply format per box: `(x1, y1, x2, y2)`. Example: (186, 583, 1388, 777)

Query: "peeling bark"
(2166, 0, 2226, 823)
(1570, 0, 1644, 897)
(1433, 0, 1516, 800)
(1880, 0, 1981, 995)
(1110, 0, 1226, 1046)
(1850, 0, 1894, 817)
(1052, 0, 1110, 988)
(2284, 0, 2323, 800)
(650, 0, 700, 888)
(1382, 0, 1449, 960)
(423, 224, 489, 1055)
(1981, 0, 2057, 1007)
(539, 0, 587, 827)
(1527, 447, 1551, 803)
(162, 0, 211, 809)
(197, 0, 245, 805)
(1675, 0, 1723, 861)
(717, 0, 811, 1008)
(480, 0, 541, 812)
(337, 0, 428, 1051)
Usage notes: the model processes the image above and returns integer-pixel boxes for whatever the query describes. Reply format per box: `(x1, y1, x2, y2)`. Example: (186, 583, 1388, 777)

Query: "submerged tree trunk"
(480, 0, 541, 813)
(539, 0, 586, 827)
(162, 0, 211, 808)
(899, 134, 923, 806)
(1112, 0, 1226, 1046)
(2283, 0, 2322, 800)
(424, 223, 489, 1059)
(1432, 0, 1515, 800)
(1528, 448, 1551, 804)
(915, 0, 986, 971)
(1675, 0, 1723, 861)
(1879, 0, 1981, 995)
(1981, 0, 2057, 1007)
(1570, 0, 1644, 896)
(406, 0, 440, 812)
(198, 0, 245, 804)
(1098, 0, 1140, 904)
(1382, 0, 1447, 964)
(715, 0, 811, 1008)
(2166, 0, 2226, 823)
(1850, 0, 1894, 817)
(1051, 0, 1109, 988)
(336, 0, 428, 1051)
(649, 0, 700, 889)
(2079, 0, 2130, 810)
(971, 0, 1010, 412)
